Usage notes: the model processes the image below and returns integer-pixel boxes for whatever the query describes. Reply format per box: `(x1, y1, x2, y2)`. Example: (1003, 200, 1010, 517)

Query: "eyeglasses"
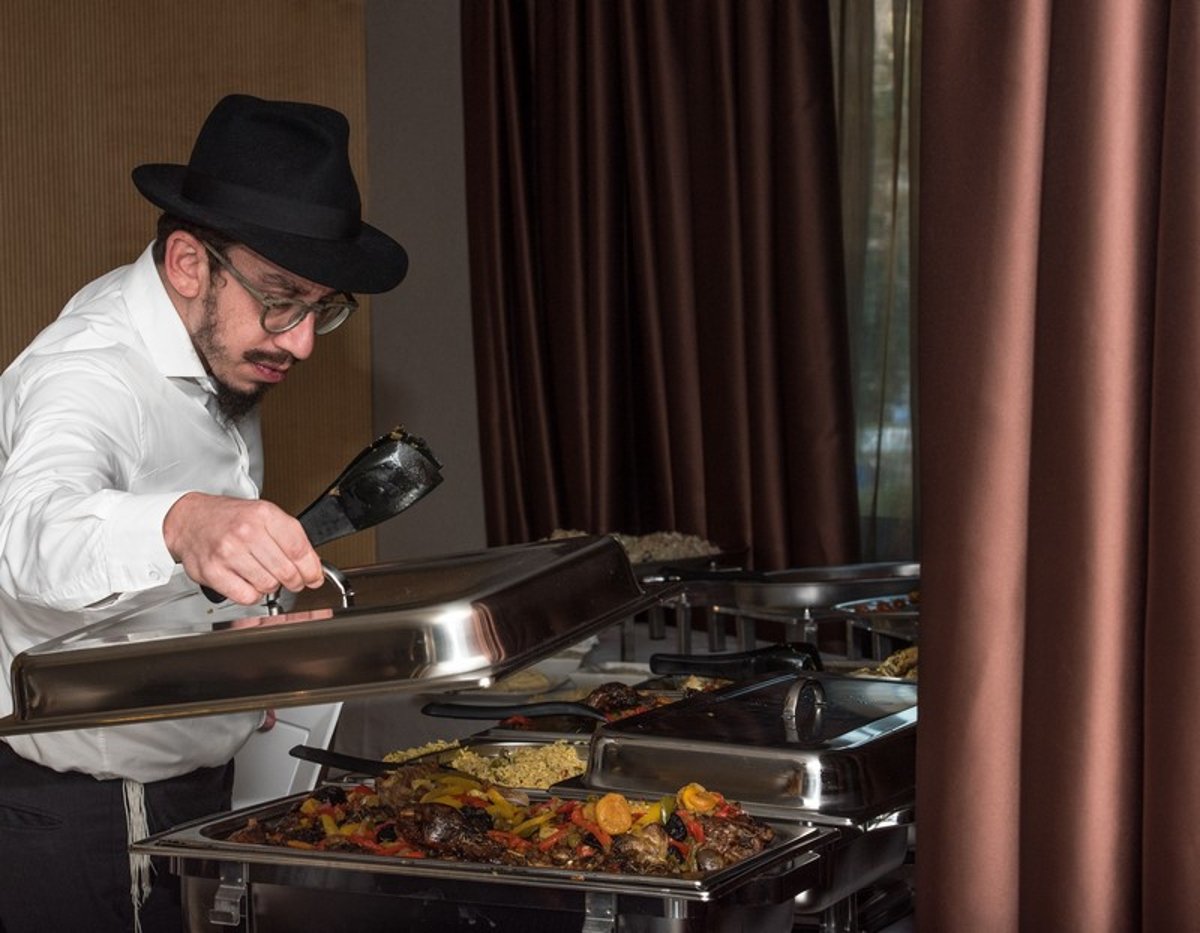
(201, 241, 358, 336)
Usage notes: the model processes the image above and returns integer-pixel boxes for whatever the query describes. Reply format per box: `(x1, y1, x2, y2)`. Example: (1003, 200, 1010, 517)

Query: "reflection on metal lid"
(583, 671, 917, 822)
(0, 536, 666, 737)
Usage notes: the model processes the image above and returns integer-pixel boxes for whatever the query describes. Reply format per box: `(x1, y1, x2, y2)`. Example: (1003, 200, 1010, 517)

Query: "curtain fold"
(461, 0, 860, 570)
(917, 1, 1199, 929)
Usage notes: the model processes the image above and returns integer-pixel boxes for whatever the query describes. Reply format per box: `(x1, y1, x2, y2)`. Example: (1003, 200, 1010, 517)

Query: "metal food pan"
(134, 792, 837, 917)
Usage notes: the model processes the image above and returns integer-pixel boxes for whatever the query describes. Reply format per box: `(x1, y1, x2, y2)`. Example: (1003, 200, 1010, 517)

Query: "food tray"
(134, 789, 836, 899)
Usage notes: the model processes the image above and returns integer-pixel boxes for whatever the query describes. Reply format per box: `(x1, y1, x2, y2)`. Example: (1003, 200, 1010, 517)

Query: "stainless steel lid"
(581, 671, 917, 823)
(0, 535, 667, 737)
(727, 562, 920, 616)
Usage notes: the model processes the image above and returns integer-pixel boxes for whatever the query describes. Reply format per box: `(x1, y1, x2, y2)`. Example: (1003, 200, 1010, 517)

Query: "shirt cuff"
(103, 491, 190, 592)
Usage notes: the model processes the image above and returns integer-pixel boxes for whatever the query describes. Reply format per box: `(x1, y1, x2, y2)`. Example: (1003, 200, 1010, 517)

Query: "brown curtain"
(917, 1, 1198, 929)
(461, 0, 860, 570)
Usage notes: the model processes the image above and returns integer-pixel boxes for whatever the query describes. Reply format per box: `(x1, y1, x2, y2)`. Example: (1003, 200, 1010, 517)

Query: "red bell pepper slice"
(537, 825, 571, 851)
(570, 806, 612, 849)
(678, 810, 705, 844)
(487, 829, 532, 850)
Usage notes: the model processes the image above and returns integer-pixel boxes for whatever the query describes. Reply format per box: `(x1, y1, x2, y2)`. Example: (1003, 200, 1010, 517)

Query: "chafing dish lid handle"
(781, 677, 826, 722)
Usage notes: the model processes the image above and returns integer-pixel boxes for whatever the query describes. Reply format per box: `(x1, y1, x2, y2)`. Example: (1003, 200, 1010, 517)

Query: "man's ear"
(162, 232, 209, 300)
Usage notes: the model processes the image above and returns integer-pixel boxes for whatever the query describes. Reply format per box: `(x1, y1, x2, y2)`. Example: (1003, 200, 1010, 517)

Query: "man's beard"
(194, 292, 282, 424)
(212, 378, 264, 424)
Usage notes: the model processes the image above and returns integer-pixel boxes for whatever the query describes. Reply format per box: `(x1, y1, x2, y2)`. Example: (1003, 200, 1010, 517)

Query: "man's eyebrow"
(257, 270, 305, 297)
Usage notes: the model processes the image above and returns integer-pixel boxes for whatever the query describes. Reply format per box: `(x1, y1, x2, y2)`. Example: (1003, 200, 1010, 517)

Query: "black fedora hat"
(132, 94, 407, 294)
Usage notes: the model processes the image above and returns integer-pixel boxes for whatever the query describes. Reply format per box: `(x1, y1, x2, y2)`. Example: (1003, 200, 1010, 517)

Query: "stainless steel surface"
(181, 873, 805, 933)
(726, 573, 919, 617)
(0, 536, 668, 736)
(582, 672, 917, 824)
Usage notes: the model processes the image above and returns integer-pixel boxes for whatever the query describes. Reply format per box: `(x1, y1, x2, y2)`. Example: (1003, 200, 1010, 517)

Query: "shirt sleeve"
(0, 357, 184, 611)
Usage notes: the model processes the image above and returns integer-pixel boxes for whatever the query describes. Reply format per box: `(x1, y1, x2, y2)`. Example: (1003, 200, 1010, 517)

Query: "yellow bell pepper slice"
(677, 782, 722, 814)
(511, 811, 555, 838)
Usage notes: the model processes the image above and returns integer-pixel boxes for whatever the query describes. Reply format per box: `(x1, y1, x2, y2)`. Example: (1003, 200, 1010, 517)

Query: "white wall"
(365, 0, 488, 561)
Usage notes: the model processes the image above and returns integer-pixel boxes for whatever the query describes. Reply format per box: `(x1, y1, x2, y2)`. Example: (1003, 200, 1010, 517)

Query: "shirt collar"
(122, 243, 210, 382)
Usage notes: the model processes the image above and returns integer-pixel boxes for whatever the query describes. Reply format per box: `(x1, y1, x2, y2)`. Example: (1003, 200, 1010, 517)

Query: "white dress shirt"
(0, 244, 263, 782)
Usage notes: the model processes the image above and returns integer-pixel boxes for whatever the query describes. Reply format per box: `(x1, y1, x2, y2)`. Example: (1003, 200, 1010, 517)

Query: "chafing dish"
(577, 670, 917, 920)
(137, 791, 839, 932)
(582, 672, 916, 823)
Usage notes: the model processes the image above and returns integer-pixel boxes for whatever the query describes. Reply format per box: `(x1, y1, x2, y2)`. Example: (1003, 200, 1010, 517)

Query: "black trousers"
(0, 742, 233, 933)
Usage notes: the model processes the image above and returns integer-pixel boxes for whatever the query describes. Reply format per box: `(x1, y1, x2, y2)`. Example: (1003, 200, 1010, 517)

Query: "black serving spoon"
(202, 426, 443, 602)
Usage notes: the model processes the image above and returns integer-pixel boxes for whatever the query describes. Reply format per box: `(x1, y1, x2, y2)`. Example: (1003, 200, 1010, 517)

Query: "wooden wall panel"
(0, 0, 377, 568)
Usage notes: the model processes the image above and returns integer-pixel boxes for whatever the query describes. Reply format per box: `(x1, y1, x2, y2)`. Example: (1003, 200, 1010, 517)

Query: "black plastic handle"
(420, 700, 607, 722)
(288, 744, 400, 776)
(649, 642, 823, 678)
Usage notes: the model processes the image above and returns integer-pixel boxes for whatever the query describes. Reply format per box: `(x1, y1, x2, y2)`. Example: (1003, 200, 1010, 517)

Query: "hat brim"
(133, 164, 408, 294)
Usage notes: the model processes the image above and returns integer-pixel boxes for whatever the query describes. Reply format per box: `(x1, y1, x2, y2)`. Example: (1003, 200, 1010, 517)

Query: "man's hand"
(163, 492, 325, 605)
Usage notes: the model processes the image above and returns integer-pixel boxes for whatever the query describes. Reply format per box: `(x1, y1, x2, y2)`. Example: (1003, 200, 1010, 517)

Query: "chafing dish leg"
(734, 613, 756, 651)
(582, 891, 616, 932)
(648, 604, 667, 639)
(675, 602, 693, 655)
(706, 611, 727, 652)
(207, 864, 246, 927)
(817, 892, 861, 933)
(621, 616, 637, 662)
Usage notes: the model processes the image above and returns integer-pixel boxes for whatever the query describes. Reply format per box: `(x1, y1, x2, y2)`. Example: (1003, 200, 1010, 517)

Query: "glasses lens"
(258, 296, 356, 335)
(260, 301, 304, 334)
(313, 300, 356, 335)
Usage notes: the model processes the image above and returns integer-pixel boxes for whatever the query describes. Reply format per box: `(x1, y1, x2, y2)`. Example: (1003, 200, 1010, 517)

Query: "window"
(831, 0, 916, 560)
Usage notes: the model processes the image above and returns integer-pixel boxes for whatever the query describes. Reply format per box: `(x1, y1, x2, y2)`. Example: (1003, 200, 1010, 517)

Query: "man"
(0, 94, 408, 932)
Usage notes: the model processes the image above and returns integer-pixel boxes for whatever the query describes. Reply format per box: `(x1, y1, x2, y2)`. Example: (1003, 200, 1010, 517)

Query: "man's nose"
(273, 313, 318, 360)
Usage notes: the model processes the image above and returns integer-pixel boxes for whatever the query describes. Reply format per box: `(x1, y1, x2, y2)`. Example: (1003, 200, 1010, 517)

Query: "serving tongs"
(289, 743, 401, 777)
(648, 641, 823, 680)
(202, 426, 443, 603)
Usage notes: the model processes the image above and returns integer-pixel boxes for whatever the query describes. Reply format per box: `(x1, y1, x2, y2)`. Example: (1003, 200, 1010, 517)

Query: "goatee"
(193, 290, 274, 424)
(213, 379, 265, 424)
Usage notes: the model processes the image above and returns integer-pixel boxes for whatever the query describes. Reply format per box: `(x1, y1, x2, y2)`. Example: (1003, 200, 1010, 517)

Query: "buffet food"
(225, 762, 773, 876)
(384, 739, 586, 789)
(548, 528, 721, 564)
(851, 645, 918, 680)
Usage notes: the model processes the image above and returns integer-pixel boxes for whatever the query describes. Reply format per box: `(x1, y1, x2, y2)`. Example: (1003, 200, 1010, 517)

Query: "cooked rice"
(382, 739, 461, 764)
(383, 739, 586, 789)
(447, 741, 585, 788)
